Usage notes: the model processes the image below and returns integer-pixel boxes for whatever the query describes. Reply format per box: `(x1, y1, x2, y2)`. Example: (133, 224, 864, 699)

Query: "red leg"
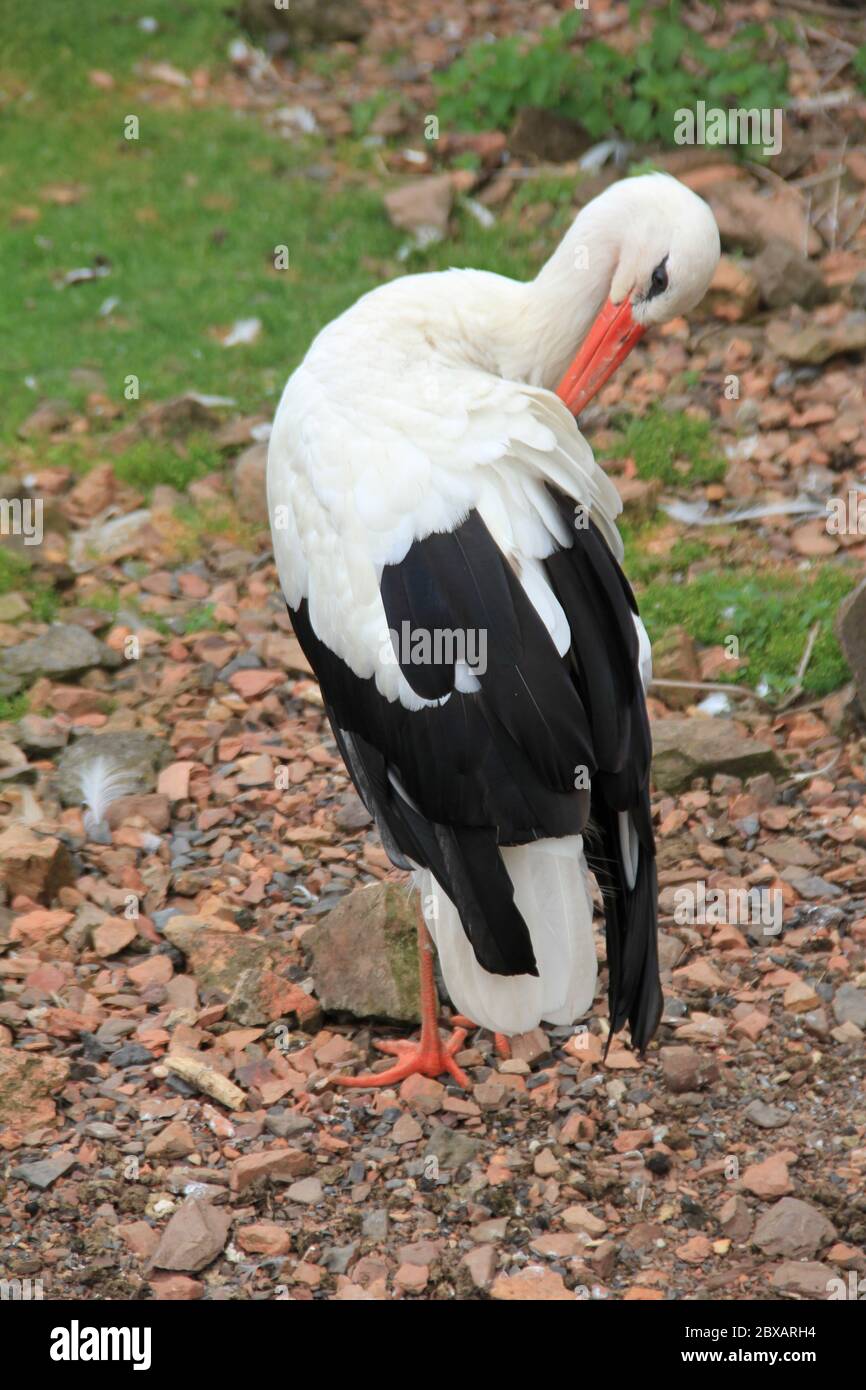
(332, 901, 470, 1090)
(450, 1014, 512, 1060)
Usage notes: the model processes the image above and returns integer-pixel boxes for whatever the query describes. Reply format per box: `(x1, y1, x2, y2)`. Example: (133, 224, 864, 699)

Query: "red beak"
(556, 296, 645, 416)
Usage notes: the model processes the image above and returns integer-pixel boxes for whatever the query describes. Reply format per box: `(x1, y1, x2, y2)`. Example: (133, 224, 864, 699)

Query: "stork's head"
(556, 174, 720, 416)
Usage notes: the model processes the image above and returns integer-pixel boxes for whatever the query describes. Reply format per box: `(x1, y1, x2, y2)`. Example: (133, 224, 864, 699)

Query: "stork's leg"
(332, 900, 469, 1090)
(450, 1016, 512, 1060)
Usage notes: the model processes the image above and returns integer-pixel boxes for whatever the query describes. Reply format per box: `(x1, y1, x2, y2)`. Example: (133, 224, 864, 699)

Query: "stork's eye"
(648, 259, 669, 299)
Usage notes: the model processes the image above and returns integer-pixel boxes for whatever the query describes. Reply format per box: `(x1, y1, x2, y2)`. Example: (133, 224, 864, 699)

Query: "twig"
(776, 622, 821, 712)
(780, 0, 866, 20)
(788, 749, 842, 784)
(649, 678, 773, 707)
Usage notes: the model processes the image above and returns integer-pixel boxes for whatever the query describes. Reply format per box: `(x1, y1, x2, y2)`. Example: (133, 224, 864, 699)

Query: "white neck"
(491, 197, 621, 391)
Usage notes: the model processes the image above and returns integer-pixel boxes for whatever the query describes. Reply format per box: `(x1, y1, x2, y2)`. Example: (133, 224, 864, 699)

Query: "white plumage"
(268, 174, 719, 1056)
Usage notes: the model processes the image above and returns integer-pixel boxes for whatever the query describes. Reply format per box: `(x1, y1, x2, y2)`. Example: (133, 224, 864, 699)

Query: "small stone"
(562, 1204, 607, 1236)
(145, 1121, 197, 1160)
(0, 623, 120, 682)
(287, 1176, 323, 1205)
(304, 883, 421, 1024)
(462, 1244, 497, 1290)
(833, 984, 866, 1029)
(384, 176, 453, 239)
(151, 1197, 231, 1272)
(491, 1266, 575, 1301)
(425, 1123, 481, 1171)
(236, 1223, 292, 1257)
(744, 1100, 789, 1130)
(0, 827, 74, 903)
(652, 719, 785, 794)
(660, 1046, 720, 1093)
(718, 1194, 752, 1243)
(12, 1153, 77, 1189)
(770, 1261, 835, 1299)
(149, 1274, 204, 1300)
(229, 1147, 313, 1194)
(92, 918, 137, 958)
(752, 1198, 836, 1259)
(392, 1113, 423, 1145)
(741, 1153, 793, 1198)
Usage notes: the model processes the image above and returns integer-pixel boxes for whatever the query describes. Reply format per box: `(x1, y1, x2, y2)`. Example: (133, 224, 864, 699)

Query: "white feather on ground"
(74, 756, 141, 839)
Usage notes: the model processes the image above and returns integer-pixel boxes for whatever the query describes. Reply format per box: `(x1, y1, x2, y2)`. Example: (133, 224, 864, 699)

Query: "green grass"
(621, 522, 713, 584)
(0, 547, 58, 622)
(0, 692, 29, 723)
(1, 0, 239, 102)
(603, 408, 726, 487)
(178, 603, 220, 635)
(639, 567, 856, 698)
(0, 0, 407, 447)
(112, 435, 223, 493)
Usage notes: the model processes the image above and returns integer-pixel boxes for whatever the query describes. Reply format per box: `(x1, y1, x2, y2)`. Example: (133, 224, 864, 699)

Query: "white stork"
(267, 173, 720, 1088)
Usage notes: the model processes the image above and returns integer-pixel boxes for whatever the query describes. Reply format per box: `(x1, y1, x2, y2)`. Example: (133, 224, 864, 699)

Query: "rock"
(462, 1244, 497, 1290)
(491, 1266, 575, 1301)
(614, 475, 661, 521)
(425, 1123, 482, 1171)
(229, 1147, 313, 1194)
(145, 1121, 197, 1160)
(384, 176, 453, 240)
(718, 1194, 752, 1242)
(0, 826, 74, 902)
(833, 983, 866, 1029)
(238, 0, 370, 51)
(304, 883, 421, 1024)
(92, 918, 137, 957)
(163, 916, 314, 1026)
(705, 255, 760, 320)
(707, 181, 819, 257)
(770, 1261, 834, 1299)
(744, 1100, 789, 1130)
(509, 1027, 551, 1066)
(287, 1176, 322, 1205)
(333, 793, 373, 832)
(0, 1048, 69, 1127)
(651, 719, 785, 794)
(741, 1152, 793, 1198)
(56, 731, 168, 806)
(0, 624, 120, 683)
(149, 1274, 204, 1300)
(150, 1197, 231, 1272)
(232, 442, 269, 525)
(767, 311, 866, 366)
(236, 1223, 292, 1257)
(109, 393, 233, 450)
(18, 399, 71, 438)
(652, 626, 701, 709)
(562, 1204, 607, 1236)
(69, 509, 157, 571)
(16, 715, 69, 755)
(660, 1046, 720, 1093)
(752, 239, 829, 310)
(0, 593, 31, 622)
(752, 1198, 836, 1259)
(105, 793, 171, 832)
(508, 106, 588, 163)
(12, 1153, 77, 1189)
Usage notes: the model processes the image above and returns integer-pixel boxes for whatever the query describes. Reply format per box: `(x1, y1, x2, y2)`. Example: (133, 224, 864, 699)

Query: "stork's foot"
(450, 1015, 512, 1060)
(333, 1026, 470, 1090)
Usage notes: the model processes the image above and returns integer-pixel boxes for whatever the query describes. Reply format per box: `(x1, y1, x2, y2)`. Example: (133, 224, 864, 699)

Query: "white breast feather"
(267, 271, 624, 708)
